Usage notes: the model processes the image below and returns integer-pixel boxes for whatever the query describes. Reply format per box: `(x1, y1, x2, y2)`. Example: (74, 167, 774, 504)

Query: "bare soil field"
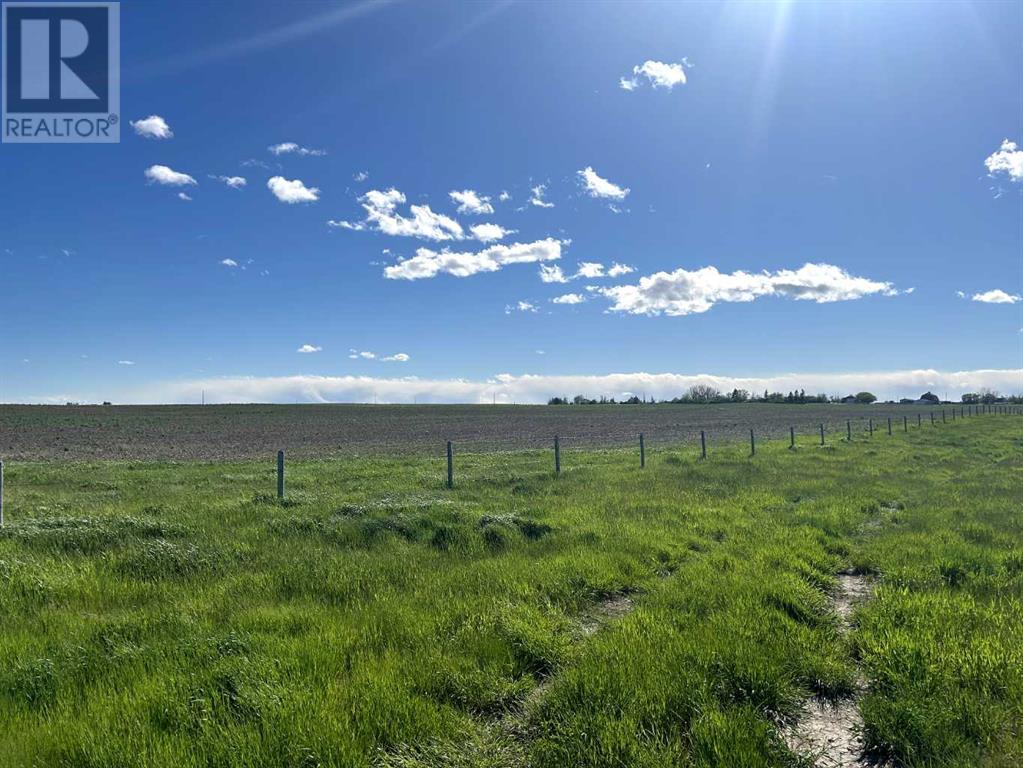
(0, 403, 960, 461)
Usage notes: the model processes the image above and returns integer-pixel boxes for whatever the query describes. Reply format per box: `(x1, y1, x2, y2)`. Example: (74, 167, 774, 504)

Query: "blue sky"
(2, 0, 1021, 403)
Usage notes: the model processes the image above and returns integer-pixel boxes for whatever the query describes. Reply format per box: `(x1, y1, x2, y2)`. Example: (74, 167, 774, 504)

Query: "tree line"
(547, 386, 1021, 406)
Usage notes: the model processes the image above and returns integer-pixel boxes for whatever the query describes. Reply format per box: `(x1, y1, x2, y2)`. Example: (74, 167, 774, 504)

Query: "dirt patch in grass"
(784, 571, 875, 768)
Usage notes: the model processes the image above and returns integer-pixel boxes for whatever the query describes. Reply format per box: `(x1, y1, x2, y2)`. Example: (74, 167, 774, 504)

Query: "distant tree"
(729, 388, 750, 403)
(855, 392, 877, 404)
(547, 397, 568, 405)
(978, 388, 1000, 405)
(685, 384, 722, 403)
(961, 393, 980, 405)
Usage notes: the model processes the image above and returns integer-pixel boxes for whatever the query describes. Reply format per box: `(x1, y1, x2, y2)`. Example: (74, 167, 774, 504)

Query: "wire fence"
(0, 404, 1019, 519)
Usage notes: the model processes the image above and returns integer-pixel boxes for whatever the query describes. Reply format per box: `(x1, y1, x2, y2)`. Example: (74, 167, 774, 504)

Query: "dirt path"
(783, 572, 873, 768)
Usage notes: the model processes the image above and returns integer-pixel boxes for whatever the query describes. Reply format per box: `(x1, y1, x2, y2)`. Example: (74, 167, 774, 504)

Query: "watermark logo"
(2, 2, 119, 143)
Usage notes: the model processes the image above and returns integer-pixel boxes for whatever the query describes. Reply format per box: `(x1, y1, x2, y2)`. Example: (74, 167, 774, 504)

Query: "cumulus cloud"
(470, 223, 515, 243)
(210, 175, 247, 188)
(575, 262, 606, 279)
(622, 60, 688, 91)
(599, 263, 901, 316)
(539, 264, 568, 284)
(267, 176, 320, 203)
(984, 139, 1023, 182)
(384, 238, 564, 281)
(297, 344, 322, 353)
(330, 188, 464, 241)
(498, 190, 511, 202)
(268, 142, 326, 157)
(450, 189, 494, 215)
(130, 115, 173, 139)
(971, 289, 1021, 304)
(144, 165, 196, 186)
(578, 167, 630, 200)
(608, 262, 634, 277)
(221, 259, 238, 267)
(552, 293, 586, 305)
(124, 368, 1023, 405)
(528, 184, 555, 208)
(381, 353, 410, 362)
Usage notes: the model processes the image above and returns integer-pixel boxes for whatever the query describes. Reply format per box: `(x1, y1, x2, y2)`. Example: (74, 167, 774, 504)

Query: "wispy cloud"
(221, 259, 238, 267)
(130, 115, 173, 139)
(506, 301, 539, 314)
(384, 238, 564, 280)
(528, 184, 554, 208)
(210, 175, 247, 188)
(578, 167, 630, 200)
(450, 189, 494, 215)
(268, 142, 326, 157)
(600, 263, 902, 316)
(177, 192, 192, 201)
(267, 176, 320, 203)
(145, 165, 196, 186)
(381, 353, 410, 362)
(117, 360, 135, 366)
(353, 170, 369, 182)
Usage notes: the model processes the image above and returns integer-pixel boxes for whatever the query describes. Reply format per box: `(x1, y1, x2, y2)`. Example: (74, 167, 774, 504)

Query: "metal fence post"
(904, 415, 908, 432)
(869, 418, 873, 437)
(790, 426, 795, 449)
(554, 436, 561, 474)
(446, 441, 453, 488)
(819, 424, 825, 446)
(277, 450, 285, 500)
(639, 433, 645, 468)
(750, 429, 755, 456)
(918, 413, 922, 427)
(847, 420, 852, 441)
(700, 430, 707, 459)
(888, 417, 892, 436)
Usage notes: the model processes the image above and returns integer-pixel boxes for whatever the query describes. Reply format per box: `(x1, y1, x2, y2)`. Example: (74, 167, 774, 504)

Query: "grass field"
(0, 415, 1020, 767)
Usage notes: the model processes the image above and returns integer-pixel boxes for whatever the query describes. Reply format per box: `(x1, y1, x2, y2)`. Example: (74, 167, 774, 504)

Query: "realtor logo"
(2, 2, 119, 143)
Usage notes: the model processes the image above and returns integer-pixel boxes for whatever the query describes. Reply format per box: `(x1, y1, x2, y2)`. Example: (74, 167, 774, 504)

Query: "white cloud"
(506, 301, 539, 314)
(330, 188, 464, 241)
(177, 192, 192, 201)
(552, 293, 586, 304)
(625, 60, 688, 90)
(297, 344, 322, 353)
(498, 190, 511, 202)
(984, 139, 1023, 182)
(384, 238, 564, 281)
(470, 223, 515, 243)
(117, 360, 135, 366)
(145, 165, 196, 186)
(267, 176, 320, 203)
(539, 264, 568, 283)
(130, 115, 173, 139)
(269, 142, 326, 157)
(578, 167, 630, 200)
(575, 262, 606, 279)
(600, 263, 901, 316)
(381, 353, 410, 362)
(210, 175, 247, 188)
(349, 349, 376, 360)
(221, 258, 238, 267)
(450, 189, 494, 215)
(971, 289, 1021, 304)
(353, 170, 369, 182)
(608, 262, 634, 277)
(528, 184, 555, 208)
(125, 368, 1023, 405)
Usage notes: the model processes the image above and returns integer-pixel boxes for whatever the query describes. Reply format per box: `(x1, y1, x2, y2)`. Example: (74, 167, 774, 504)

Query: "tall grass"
(0, 420, 1019, 766)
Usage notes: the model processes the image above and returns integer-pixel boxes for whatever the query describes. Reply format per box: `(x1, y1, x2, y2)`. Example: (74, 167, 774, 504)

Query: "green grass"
(0, 419, 1020, 767)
